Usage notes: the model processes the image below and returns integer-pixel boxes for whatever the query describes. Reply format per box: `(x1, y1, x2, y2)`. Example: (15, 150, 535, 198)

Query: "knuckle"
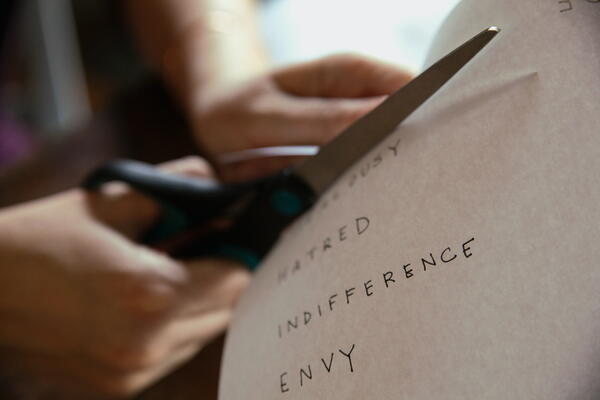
(195, 310, 232, 339)
(331, 102, 371, 131)
(100, 375, 144, 399)
(102, 342, 167, 373)
(346, 106, 370, 122)
(226, 269, 251, 298)
(218, 268, 251, 306)
(158, 155, 214, 177)
(119, 345, 165, 371)
(178, 155, 211, 173)
(320, 111, 352, 137)
(115, 275, 177, 321)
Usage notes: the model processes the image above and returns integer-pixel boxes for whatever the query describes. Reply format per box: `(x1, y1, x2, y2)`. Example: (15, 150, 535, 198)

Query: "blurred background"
(261, 0, 459, 69)
(0, 0, 459, 206)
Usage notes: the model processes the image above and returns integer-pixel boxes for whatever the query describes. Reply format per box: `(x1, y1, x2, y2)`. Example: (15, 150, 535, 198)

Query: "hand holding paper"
(191, 54, 412, 181)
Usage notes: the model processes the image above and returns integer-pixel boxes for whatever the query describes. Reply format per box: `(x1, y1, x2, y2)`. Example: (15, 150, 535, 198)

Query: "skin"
(0, 2, 413, 397)
(190, 54, 414, 181)
(126, 0, 413, 181)
(0, 158, 250, 398)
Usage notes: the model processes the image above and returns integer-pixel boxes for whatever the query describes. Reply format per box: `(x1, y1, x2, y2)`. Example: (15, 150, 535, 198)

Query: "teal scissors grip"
(143, 200, 191, 243)
(82, 159, 316, 270)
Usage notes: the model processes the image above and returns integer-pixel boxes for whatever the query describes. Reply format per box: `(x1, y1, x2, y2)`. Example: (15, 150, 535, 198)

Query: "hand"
(190, 54, 413, 181)
(0, 157, 250, 399)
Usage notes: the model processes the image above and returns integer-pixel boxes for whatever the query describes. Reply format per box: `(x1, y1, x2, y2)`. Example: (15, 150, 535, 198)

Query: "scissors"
(83, 27, 499, 270)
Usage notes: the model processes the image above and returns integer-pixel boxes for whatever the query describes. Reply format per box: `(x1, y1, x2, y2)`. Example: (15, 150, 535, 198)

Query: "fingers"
(86, 186, 161, 239)
(92, 255, 247, 363)
(177, 258, 250, 315)
(213, 94, 385, 181)
(106, 259, 247, 394)
(4, 341, 204, 399)
(72, 256, 248, 397)
(280, 95, 386, 144)
(192, 55, 411, 182)
(159, 309, 233, 347)
(157, 155, 215, 179)
(88, 156, 215, 239)
(220, 155, 307, 182)
(273, 53, 414, 98)
(111, 258, 247, 362)
(246, 95, 385, 147)
(91, 341, 203, 398)
(108, 341, 203, 396)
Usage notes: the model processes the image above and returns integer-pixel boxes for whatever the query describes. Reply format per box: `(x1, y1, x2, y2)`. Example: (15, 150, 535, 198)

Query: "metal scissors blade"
(82, 27, 500, 269)
(295, 26, 500, 195)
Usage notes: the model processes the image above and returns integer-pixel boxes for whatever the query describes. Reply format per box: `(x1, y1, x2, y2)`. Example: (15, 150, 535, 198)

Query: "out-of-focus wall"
(260, 0, 461, 72)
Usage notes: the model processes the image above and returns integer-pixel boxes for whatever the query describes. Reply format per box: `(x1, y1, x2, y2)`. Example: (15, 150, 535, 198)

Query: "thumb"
(90, 156, 216, 239)
(273, 53, 414, 98)
(89, 185, 161, 239)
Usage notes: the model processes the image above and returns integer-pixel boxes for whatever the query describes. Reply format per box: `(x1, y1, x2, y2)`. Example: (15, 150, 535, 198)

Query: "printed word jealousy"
(558, 0, 599, 13)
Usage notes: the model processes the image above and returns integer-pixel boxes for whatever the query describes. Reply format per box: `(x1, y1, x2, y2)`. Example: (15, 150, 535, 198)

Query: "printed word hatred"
(277, 216, 371, 284)
(277, 137, 404, 286)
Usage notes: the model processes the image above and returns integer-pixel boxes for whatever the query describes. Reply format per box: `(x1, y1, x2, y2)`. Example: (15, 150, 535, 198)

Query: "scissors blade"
(295, 26, 500, 196)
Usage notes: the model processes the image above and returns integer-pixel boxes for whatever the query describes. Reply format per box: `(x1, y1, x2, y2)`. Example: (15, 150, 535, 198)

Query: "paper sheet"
(218, 1, 600, 398)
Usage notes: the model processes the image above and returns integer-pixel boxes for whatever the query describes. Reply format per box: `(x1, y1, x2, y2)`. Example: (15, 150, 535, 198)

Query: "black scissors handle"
(83, 160, 316, 270)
